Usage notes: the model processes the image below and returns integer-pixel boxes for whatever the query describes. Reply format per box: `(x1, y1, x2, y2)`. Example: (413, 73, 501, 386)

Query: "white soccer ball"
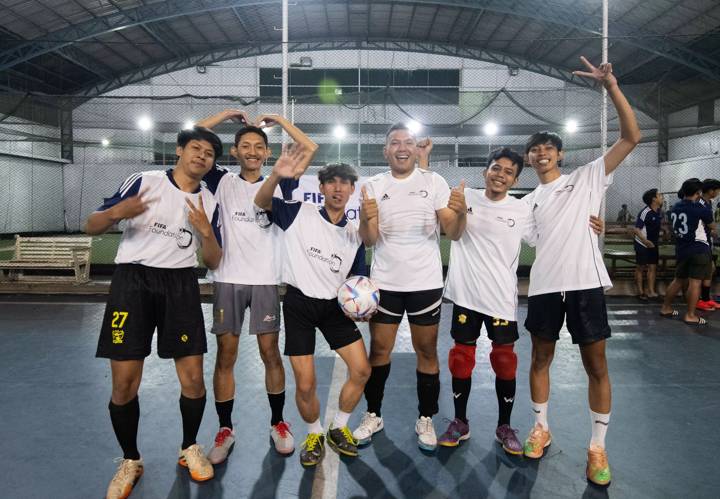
(337, 276, 380, 320)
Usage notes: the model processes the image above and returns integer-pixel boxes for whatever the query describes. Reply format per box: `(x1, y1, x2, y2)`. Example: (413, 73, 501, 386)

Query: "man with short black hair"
(633, 188, 664, 300)
(255, 154, 372, 467)
(87, 126, 223, 499)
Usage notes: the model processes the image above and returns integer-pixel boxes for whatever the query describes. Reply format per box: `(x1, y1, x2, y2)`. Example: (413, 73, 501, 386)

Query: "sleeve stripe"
(120, 173, 143, 196)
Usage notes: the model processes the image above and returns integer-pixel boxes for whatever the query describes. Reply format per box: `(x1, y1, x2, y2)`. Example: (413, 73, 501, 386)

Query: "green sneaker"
(586, 445, 612, 486)
(327, 426, 358, 457)
(300, 433, 325, 467)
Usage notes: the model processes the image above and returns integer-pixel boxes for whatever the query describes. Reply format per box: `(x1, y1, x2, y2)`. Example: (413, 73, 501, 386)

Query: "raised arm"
(417, 137, 433, 169)
(358, 185, 379, 247)
(256, 114, 319, 178)
(195, 109, 249, 130)
(437, 181, 467, 241)
(254, 143, 307, 211)
(84, 190, 155, 235)
(572, 56, 641, 175)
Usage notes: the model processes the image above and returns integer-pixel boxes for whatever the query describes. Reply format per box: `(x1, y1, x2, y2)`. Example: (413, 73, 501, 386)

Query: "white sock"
(590, 410, 610, 449)
(308, 418, 323, 435)
(332, 410, 351, 429)
(532, 400, 549, 430)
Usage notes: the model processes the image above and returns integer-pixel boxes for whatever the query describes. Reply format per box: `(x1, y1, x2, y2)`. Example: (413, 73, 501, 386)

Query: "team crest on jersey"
(495, 216, 516, 227)
(254, 209, 272, 228)
(408, 190, 429, 198)
(329, 254, 342, 273)
(457, 314, 467, 324)
(112, 330, 125, 344)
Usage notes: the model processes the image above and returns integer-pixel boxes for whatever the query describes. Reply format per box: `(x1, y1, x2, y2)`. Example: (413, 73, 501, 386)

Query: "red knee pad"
(490, 342, 517, 380)
(448, 343, 476, 379)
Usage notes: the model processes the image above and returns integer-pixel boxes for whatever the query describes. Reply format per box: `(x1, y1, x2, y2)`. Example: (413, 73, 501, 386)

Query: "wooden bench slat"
(1, 236, 93, 284)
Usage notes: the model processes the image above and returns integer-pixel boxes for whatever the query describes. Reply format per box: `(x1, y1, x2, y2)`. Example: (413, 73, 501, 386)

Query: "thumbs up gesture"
(447, 181, 467, 215)
(359, 185, 378, 223)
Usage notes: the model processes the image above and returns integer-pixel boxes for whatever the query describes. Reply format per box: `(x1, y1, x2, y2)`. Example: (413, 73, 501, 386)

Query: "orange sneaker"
(696, 300, 715, 311)
(586, 444, 612, 486)
(106, 458, 143, 499)
(178, 444, 214, 481)
(523, 423, 552, 458)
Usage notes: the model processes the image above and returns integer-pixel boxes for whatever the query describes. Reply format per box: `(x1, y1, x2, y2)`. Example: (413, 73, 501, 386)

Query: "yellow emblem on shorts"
(180, 333, 189, 343)
(214, 308, 224, 323)
(112, 330, 124, 344)
(458, 314, 467, 324)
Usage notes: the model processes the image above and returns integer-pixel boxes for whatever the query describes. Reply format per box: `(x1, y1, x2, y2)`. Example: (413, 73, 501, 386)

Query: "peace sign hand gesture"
(185, 195, 213, 239)
(573, 56, 617, 90)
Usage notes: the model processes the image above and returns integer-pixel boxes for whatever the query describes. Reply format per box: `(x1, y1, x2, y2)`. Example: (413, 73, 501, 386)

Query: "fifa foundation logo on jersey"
(306, 246, 343, 273)
(408, 190, 429, 198)
(147, 222, 193, 248)
(254, 209, 272, 228)
(554, 184, 575, 195)
(495, 216, 516, 227)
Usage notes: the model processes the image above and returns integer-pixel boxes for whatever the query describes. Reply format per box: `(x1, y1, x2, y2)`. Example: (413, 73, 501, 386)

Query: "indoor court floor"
(1, 296, 717, 499)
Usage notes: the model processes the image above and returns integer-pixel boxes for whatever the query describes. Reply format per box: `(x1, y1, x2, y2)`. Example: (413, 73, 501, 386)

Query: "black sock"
(452, 377, 472, 424)
(364, 363, 391, 417)
(701, 285, 711, 301)
(268, 391, 285, 426)
(180, 394, 206, 450)
(417, 370, 440, 418)
(496, 378, 516, 427)
(215, 399, 233, 430)
(109, 397, 141, 460)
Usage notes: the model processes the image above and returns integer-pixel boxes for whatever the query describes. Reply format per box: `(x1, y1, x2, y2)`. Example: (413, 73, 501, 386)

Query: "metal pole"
(600, 0, 609, 251)
(281, 0, 288, 144)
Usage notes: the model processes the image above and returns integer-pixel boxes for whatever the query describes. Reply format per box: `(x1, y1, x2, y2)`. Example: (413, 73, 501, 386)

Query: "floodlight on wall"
(101, 138, 110, 147)
(407, 120, 422, 135)
(483, 122, 499, 136)
(183, 120, 195, 130)
(565, 119, 578, 134)
(196, 65, 207, 74)
(333, 125, 347, 139)
(290, 56, 313, 69)
(137, 116, 153, 131)
(508, 66, 520, 77)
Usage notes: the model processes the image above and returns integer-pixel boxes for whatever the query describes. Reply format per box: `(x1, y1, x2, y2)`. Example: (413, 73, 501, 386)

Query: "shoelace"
(304, 433, 321, 451)
(215, 428, 232, 445)
(418, 418, 433, 434)
(360, 413, 376, 428)
(111, 458, 137, 484)
(588, 448, 608, 467)
(528, 427, 546, 445)
(275, 421, 290, 438)
(340, 426, 357, 445)
(183, 445, 206, 465)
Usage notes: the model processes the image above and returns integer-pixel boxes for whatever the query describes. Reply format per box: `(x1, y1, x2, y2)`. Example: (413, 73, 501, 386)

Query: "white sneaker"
(106, 458, 143, 499)
(271, 421, 295, 454)
(352, 411, 384, 445)
(207, 427, 235, 464)
(415, 416, 437, 451)
(178, 443, 214, 481)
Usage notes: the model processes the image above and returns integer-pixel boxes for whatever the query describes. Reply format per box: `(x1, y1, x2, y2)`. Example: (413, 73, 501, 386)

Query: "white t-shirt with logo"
(445, 190, 534, 322)
(98, 170, 220, 269)
(523, 157, 613, 296)
(364, 168, 451, 291)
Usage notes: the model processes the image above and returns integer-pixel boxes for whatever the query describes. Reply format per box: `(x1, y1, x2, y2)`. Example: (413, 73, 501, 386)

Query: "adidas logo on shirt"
(381, 193, 390, 201)
(466, 206, 473, 215)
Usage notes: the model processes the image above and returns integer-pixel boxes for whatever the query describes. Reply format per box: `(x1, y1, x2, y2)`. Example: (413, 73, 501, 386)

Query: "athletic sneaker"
(415, 416, 437, 451)
(271, 421, 295, 454)
(300, 433, 325, 467)
(708, 300, 720, 309)
(353, 411, 384, 445)
(106, 458, 143, 499)
(178, 444, 214, 481)
(495, 424, 523, 455)
(586, 444, 612, 486)
(207, 427, 235, 464)
(327, 426, 358, 457)
(523, 423, 552, 458)
(696, 300, 716, 311)
(437, 418, 470, 447)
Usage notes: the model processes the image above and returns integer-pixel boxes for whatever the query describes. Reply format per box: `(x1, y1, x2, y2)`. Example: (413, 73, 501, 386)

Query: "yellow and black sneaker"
(299, 433, 325, 467)
(327, 425, 359, 457)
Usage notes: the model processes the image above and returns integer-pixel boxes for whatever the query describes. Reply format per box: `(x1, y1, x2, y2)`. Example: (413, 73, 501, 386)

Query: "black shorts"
(450, 304, 519, 345)
(96, 264, 207, 360)
(282, 286, 361, 356)
(524, 287, 611, 345)
(676, 253, 712, 280)
(371, 288, 443, 326)
(634, 242, 659, 265)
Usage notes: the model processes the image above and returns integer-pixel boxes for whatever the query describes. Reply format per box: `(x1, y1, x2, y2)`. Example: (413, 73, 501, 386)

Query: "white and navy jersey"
(445, 190, 534, 322)
(271, 198, 366, 300)
(97, 170, 220, 269)
(523, 157, 612, 296)
(364, 168, 451, 292)
(698, 197, 715, 251)
(634, 206, 663, 247)
(202, 166, 298, 285)
(671, 199, 713, 260)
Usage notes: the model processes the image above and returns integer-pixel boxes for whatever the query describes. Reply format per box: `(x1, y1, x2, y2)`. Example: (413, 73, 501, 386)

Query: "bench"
(0, 235, 92, 284)
(604, 249, 675, 278)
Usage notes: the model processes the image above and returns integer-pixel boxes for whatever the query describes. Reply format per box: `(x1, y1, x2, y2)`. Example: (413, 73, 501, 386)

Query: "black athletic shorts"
(96, 264, 207, 360)
(371, 287, 443, 326)
(450, 304, 519, 345)
(282, 286, 361, 356)
(634, 242, 659, 265)
(524, 287, 611, 345)
(675, 253, 712, 280)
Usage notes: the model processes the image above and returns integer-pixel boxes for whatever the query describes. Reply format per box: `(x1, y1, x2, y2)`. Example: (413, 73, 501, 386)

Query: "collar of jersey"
(318, 206, 348, 227)
(239, 173, 264, 183)
(166, 169, 201, 193)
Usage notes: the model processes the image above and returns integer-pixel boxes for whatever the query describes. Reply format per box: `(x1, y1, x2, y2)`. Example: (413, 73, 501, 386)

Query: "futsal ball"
(337, 276, 380, 320)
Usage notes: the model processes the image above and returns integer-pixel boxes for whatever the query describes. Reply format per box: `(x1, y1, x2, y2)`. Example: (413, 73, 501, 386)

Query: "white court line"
(311, 354, 347, 499)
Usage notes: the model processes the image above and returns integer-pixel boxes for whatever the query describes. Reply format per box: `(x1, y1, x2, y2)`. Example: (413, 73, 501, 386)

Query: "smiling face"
(175, 139, 216, 180)
(526, 141, 564, 176)
(319, 176, 355, 213)
(484, 157, 520, 197)
(231, 131, 271, 173)
(384, 128, 418, 176)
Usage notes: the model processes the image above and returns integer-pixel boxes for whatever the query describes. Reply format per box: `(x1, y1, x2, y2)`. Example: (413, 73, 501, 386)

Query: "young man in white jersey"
(354, 123, 467, 451)
(195, 109, 317, 462)
(255, 155, 372, 467)
(88, 127, 223, 499)
(521, 57, 641, 487)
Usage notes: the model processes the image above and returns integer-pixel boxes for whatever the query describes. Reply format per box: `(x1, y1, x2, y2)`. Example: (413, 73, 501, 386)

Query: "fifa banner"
(291, 175, 370, 222)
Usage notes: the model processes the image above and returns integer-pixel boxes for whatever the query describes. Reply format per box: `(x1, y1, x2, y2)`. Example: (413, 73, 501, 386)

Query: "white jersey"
(365, 168, 451, 291)
(273, 200, 364, 300)
(524, 157, 612, 296)
(99, 170, 220, 269)
(211, 172, 283, 285)
(445, 190, 534, 322)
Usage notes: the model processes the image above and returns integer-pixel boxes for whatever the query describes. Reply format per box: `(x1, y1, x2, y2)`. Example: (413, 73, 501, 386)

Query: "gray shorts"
(212, 283, 281, 335)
